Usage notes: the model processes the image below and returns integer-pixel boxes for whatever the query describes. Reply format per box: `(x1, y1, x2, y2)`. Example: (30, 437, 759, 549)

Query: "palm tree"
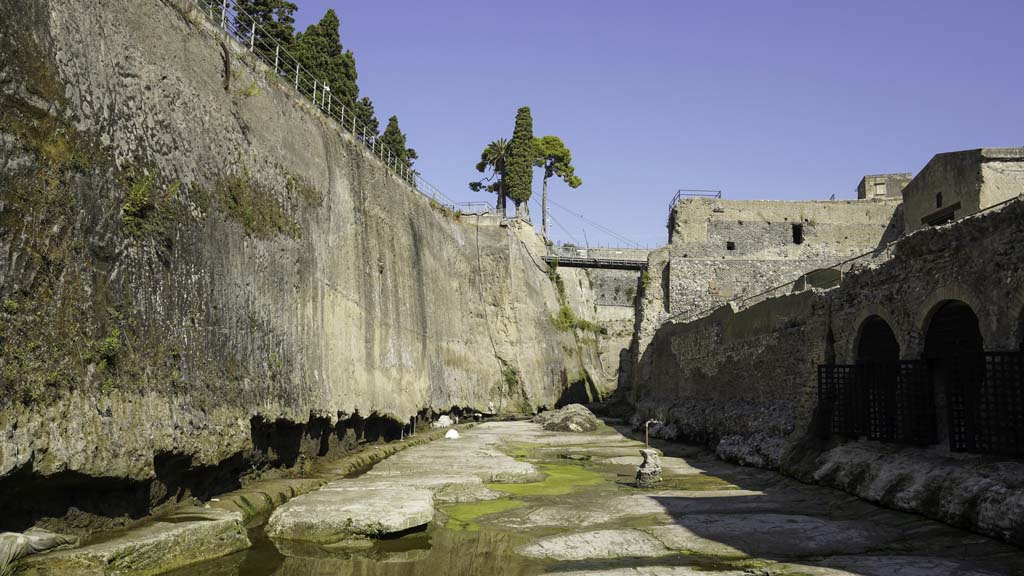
(469, 138, 510, 217)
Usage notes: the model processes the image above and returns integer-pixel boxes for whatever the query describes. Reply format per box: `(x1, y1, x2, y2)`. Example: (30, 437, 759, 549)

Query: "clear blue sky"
(293, 0, 1023, 247)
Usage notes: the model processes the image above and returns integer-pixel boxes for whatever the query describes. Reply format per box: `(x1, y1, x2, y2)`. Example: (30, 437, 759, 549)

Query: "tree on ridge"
(469, 138, 510, 217)
(505, 106, 534, 220)
(534, 135, 582, 238)
(354, 97, 380, 140)
(380, 116, 418, 173)
(234, 0, 298, 55)
(291, 9, 359, 108)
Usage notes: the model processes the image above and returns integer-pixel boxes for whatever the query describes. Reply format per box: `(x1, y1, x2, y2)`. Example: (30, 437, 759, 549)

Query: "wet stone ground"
(170, 421, 1024, 576)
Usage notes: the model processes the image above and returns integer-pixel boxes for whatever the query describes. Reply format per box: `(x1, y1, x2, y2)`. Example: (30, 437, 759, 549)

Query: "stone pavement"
(57, 420, 1024, 575)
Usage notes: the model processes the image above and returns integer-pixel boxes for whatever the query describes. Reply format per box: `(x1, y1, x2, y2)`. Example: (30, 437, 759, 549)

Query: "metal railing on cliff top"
(191, 0, 459, 209)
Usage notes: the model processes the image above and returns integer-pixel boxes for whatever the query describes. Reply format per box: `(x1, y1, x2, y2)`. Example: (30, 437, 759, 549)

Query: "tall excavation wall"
(0, 0, 606, 531)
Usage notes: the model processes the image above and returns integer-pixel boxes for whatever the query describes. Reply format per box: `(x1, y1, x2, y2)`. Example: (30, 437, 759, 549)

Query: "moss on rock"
(216, 175, 300, 239)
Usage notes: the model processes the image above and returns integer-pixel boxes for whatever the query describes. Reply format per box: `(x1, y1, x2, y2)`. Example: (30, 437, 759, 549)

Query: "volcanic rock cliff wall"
(0, 0, 605, 531)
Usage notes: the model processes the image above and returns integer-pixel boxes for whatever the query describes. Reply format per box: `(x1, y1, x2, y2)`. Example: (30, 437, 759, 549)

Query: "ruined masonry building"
(633, 147, 1024, 545)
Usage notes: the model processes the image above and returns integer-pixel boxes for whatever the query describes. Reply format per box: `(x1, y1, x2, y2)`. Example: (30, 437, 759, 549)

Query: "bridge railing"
(189, 0, 459, 210)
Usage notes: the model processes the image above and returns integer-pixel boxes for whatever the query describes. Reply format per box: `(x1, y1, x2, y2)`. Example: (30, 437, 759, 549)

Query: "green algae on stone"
(444, 498, 524, 532)
(487, 463, 605, 497)
(497, 441, 543, 460)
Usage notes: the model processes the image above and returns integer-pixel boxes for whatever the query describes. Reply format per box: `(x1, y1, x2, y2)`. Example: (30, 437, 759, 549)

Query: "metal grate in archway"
(978, 352, 1024, 456)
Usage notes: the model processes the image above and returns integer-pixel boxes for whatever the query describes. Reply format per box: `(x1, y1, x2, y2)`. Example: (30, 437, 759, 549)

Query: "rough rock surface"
(518, 529, 670, 561)
(14, 507, 248, 575)
(533, 404, 601, 432)
(788, 442, 1024, 546)
(557, 565, 749, 569)
(643, 514, 889, 557)
(151, 421, 1024, 575)
(266, 422, 539, 544)
(0, 529, 77, 576)
(265, 481, 435, 542)
(0, 0, 607, 531)
(635, 448, 662, 488)
(715, 433, 784, 469)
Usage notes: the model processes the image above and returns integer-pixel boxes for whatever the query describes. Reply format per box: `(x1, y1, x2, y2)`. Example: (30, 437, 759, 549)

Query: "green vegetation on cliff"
(552, 305, 604, 334)
(217, 175, 301, 239)
(121, 173, 189, 243)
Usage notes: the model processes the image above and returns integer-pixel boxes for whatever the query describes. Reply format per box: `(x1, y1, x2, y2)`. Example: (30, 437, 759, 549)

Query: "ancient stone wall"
(633, 199, 1024, 543)
(0, 0, 605, 531)
(637, 199, 1024, 454)
(634, 196, 900, 372)
(857, 173, 912, 199)
(901, 148, 1024, 234)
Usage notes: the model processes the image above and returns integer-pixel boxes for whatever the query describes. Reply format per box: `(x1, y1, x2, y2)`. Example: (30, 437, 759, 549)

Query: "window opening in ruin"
(924, 300, 983, 452)
(936, 192, 943, 208)
(726, 241, 736, 251)
(792, 224, 804, 245)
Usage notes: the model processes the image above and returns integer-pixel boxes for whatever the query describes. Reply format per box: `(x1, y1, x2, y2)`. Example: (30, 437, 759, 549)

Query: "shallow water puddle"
(444, 498, 524, 532)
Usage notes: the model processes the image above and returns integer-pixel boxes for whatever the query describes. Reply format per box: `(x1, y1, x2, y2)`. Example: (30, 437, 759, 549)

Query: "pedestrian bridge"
(543, 254, 648, 271)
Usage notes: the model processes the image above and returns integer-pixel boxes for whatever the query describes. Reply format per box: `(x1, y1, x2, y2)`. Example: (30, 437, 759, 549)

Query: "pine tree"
(234, 0, 297, 56)
(353, 97, 380, 140)
(505, 106, 535, 219)
(534, 135, 582, 238)
(291, 10, 359, 107)
(380, 116, 417, 172)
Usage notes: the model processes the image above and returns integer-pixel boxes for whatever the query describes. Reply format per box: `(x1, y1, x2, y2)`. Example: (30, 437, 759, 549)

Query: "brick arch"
(844, 304, 905, 364)
(912, 284, 992, 357)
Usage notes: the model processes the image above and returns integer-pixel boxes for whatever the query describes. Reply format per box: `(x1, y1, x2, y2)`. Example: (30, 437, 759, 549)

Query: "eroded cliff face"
(0, 0, 605, 531)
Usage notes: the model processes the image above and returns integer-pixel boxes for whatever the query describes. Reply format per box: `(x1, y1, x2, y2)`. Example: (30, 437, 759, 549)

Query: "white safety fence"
(190, 0, 459, 209)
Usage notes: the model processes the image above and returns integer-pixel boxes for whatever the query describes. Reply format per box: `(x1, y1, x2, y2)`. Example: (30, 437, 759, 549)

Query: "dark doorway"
(857, 316, 900, 441)
(924, 300, 984, 451)
(858, 316, 899, 364)
(791, 223, 804, 245)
